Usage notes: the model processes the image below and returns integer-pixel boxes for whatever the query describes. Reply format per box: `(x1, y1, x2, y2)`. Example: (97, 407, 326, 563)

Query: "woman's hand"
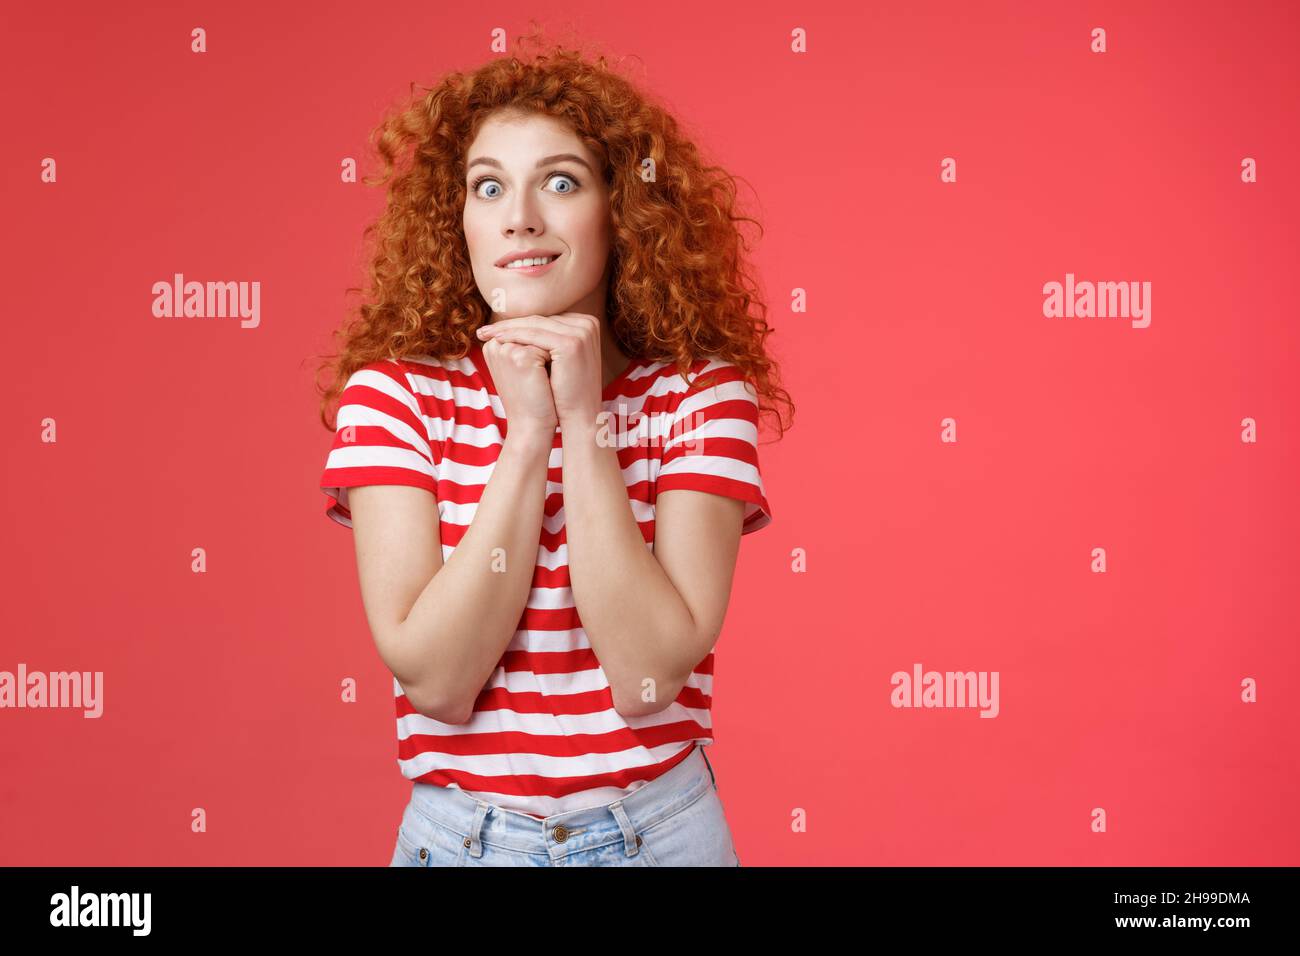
(480, 337, 557, 437)
(476, 314, 603, 428)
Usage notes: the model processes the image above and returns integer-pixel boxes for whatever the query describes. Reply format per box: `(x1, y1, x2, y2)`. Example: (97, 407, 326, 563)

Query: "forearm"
(395, 425, 554, 720)
(559, 420, 699, 716)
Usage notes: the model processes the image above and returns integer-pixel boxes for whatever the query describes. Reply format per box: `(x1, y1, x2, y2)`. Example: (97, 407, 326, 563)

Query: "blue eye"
(548, 173, 578, 193)
(469, 172, 580, 199)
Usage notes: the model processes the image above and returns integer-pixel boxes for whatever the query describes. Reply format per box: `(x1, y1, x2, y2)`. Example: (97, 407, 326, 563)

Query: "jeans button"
(552, 825, 569, 843)
(418, 848, 427, 861)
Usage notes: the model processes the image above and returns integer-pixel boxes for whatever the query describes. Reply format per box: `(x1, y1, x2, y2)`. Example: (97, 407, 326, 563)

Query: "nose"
(502, 190, 544, 239)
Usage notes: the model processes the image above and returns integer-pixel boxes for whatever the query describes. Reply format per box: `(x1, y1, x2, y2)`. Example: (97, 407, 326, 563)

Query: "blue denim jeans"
(389, 743, 741, 867)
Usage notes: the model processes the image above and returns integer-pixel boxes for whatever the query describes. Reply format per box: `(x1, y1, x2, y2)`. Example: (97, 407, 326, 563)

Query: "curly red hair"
(314, 28, 794, 440)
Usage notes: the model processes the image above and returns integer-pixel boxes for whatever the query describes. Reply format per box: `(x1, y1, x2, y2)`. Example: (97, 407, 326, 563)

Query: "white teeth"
(505, 256, 555, 269)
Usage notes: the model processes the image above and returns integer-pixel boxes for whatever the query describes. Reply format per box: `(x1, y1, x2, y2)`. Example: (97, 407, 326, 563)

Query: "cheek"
(569, 215, 612, 273)
(462, 222, 491, 270)
(462, 211, 488, 261)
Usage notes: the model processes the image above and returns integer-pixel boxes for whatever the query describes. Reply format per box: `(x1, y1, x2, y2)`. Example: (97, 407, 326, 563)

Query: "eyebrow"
(466, 153, 596, 175)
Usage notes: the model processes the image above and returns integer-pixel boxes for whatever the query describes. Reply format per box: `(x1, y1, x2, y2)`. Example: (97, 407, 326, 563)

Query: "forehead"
(466, 112, 595, 165)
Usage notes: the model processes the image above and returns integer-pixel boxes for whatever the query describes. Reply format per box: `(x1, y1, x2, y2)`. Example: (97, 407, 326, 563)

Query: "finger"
(478, 315, 585, 339)
(488, 338, 549, 365)
(485, 327, 572, 354)
(503, 342, 550, 366)
(550, 313, 602, 332)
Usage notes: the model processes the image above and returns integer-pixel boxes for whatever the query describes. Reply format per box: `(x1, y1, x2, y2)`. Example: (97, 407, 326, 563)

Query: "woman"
(315, 36, 793, 866)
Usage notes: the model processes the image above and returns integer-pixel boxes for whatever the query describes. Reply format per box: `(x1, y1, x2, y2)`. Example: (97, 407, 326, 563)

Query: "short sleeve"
(655, 363, 773, 535)
(319, 360, 438, 529)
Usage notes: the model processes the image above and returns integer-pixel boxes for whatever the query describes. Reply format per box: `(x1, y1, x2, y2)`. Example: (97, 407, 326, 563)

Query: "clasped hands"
(476, 313, 608, 430)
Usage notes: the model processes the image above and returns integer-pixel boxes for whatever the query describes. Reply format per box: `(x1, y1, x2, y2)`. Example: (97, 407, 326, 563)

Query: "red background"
(2, 0, 1297, 865)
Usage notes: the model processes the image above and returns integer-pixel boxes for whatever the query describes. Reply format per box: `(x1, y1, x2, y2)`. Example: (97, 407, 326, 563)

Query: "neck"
(601, 327, 630, 389)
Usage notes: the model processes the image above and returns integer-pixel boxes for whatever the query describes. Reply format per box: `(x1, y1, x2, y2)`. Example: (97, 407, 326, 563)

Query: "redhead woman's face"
(462, 112, 613, 322)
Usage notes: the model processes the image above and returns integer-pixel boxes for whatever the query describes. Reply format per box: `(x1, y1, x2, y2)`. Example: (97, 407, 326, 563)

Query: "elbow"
(418, 697, 475, 723)
(382, 624, 475, 725)
(611, 680, 677, 720)
(421, 698, 475, 725)
(404, 682, 474, 725)
(612, 697, 653, 720)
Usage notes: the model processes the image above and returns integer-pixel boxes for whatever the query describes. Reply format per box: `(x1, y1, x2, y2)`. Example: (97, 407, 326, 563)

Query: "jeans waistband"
(406, 743, 717, 859)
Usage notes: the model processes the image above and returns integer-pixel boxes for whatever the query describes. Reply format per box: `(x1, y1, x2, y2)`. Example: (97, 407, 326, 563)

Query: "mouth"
(496, 252, 563, 275)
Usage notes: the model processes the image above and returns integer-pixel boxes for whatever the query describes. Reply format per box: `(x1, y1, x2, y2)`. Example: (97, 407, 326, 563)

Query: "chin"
(509, 296, 569, 318)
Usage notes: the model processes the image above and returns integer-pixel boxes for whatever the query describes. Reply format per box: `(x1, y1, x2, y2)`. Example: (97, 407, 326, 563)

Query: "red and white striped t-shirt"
(319, 340, 772, 818)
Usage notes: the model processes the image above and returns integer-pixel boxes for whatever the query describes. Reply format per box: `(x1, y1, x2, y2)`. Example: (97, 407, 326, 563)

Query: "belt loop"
(607, 801, 641, 859)
(698, 744, 717, 789)
(467, 801, 490, 858)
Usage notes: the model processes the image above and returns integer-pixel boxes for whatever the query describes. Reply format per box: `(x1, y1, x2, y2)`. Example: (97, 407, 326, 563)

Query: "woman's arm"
(475, 315, 765, 719)
(348, 423, 555, 723)
(559, 421, 745, 718)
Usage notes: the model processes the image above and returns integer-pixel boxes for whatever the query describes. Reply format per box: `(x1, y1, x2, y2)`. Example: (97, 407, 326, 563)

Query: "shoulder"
(343, 357, 408, 386)
(334, 359, 409, 405)
(342, 354, 461, 397)
(668, 358, 758, 412)
(634, 356, 748, 396)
